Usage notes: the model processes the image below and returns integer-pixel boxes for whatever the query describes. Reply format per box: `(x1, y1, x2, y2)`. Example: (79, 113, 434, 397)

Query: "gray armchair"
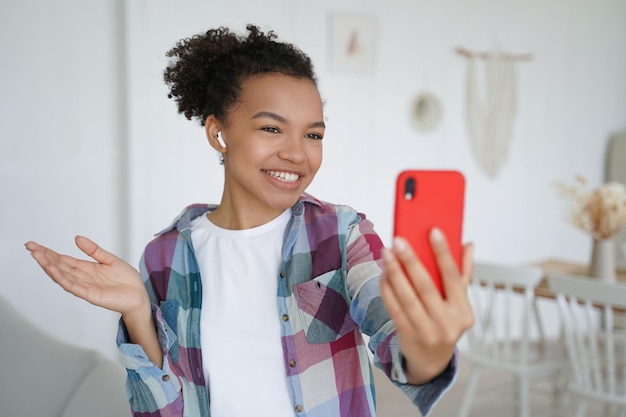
(0, 296, 130, 417)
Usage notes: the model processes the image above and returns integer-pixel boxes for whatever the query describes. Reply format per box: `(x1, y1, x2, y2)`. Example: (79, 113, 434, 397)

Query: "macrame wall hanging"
(456, 47, 532, 178)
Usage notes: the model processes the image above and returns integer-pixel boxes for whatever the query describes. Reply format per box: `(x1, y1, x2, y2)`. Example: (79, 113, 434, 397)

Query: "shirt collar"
(154, 193, 322, 237)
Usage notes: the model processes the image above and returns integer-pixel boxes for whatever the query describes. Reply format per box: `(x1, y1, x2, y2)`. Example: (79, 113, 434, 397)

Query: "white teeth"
(265, 170, 299, 183)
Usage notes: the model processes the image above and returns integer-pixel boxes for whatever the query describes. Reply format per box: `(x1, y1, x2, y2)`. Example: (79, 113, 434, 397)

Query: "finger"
(381, 247, 427, 314)
(31, 239, 106, 278)
(381, 274, 443, 356)
(430, 229, 468, 302)
(27, 242, 94, 284)
(75, 235, 118, 265)
(29, 249, 89, 295)
(381, 246, 435, 332)
(380, 269, 435, 342)
(28, 248, 56, 277)
(380, 274, 430, 340)
(430, 228, 460, 281)
(460, 243, 474, 286)
(26, 242, 106, 304)
(24, 241, 53, 255)
(26, 241, 87, 271)
(379, 272, 410, 328)
(391, 237, 441, 304)
(24, 241, 38, 252)
(27, 243, 66, 270)
(442, 242, 475, 305)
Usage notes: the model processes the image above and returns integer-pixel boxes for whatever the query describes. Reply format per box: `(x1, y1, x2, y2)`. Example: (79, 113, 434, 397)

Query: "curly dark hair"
(163, 24, 318, 126)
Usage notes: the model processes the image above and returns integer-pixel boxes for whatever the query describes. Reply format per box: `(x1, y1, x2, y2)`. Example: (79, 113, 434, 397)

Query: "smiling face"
(206, 73, 325, 229)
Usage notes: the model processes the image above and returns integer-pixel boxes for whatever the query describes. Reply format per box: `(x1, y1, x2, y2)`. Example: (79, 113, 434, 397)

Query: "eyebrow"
(252, 111, 325, 129)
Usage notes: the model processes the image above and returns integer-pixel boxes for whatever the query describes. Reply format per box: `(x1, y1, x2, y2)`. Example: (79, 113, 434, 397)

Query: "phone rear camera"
(404, 177, 415, 200)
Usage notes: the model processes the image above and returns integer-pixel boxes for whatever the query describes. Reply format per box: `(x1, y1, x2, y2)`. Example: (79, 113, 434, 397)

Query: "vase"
(590, 238, 616, 283)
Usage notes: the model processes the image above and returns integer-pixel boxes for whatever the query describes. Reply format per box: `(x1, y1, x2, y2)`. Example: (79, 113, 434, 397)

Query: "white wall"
(0, 0, 124, 360)
(1, 0, 625, 361)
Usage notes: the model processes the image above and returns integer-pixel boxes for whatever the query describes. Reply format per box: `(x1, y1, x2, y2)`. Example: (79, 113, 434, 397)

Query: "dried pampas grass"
(556, 176, 626, 240)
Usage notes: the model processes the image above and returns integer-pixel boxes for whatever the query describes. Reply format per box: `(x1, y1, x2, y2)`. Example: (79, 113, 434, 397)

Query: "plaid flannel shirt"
(117, 193, 457, 416)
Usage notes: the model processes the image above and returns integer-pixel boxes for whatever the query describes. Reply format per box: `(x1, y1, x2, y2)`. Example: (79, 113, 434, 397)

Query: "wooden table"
(533, 259, 626, 299)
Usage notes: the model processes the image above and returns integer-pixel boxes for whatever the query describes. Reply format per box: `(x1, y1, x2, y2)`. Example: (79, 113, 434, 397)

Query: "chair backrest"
(606, 131, 626, 268)
(466, 262, 544, 365)
(548, 272, 626, 401)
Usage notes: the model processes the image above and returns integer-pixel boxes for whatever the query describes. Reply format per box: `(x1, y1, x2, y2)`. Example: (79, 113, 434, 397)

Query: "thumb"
(75, 235, 118, 265)
(460, 242, 474, 286)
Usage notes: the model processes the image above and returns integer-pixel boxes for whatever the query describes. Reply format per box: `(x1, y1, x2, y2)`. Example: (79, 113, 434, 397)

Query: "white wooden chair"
(606, 132, 626, 269)
(458, 262, 568, 417)
(548, 272, 626, 417)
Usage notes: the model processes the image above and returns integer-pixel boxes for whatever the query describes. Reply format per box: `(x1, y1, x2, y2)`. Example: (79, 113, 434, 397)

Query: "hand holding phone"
(393, 170, 465, 298)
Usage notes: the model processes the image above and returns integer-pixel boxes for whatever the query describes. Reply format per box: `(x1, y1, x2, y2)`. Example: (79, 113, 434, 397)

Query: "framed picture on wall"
(328, 12, 377, 73)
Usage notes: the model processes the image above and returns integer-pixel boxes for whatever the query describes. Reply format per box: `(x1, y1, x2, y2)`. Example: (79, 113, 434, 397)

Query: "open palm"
(25, 236, 148, 316)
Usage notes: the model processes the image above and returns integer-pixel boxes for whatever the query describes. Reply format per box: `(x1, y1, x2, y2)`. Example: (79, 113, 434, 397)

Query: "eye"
(262, 126, 280, 134)
(305, 132, 324, 140)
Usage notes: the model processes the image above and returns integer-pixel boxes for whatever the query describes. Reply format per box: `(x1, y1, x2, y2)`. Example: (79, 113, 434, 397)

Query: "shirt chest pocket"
(292, 269, 357, 344)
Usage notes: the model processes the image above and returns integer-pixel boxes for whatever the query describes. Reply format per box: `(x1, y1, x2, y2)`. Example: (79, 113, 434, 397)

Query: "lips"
(263, 170, 300, 183)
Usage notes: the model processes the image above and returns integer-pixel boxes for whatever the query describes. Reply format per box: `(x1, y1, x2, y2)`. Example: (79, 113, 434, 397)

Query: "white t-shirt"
(190, 209, 294, 417)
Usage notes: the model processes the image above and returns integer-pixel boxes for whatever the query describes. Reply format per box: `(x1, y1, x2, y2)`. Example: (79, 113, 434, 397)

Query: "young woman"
(25, 24, 474, 417)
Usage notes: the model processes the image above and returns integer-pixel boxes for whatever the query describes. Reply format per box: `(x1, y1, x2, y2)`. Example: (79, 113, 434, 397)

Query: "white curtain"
(465, 51, 518, 178)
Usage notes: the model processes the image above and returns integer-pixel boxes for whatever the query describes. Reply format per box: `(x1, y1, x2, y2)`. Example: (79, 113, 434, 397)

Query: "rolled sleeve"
(392, 350, 458, 416)
(370, 324, 458, 416)
(116, 303, 178, 363)
(116, 304, 184, 416)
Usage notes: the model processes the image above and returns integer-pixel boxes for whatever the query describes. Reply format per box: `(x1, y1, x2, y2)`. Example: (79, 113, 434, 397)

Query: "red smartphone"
(393, 170, 465, 298)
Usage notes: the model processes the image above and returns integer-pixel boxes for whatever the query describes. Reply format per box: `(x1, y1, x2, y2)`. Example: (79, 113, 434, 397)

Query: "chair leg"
(533, 300, 546, 345)
(457, 366, 481, 417)
(572, 397, 587, 417)
(550, 369, 566, 415)
(518, 376, 530, 417)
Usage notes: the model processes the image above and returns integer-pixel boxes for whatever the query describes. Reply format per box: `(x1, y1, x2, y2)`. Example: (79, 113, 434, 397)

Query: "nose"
(277, 135, 306, 163)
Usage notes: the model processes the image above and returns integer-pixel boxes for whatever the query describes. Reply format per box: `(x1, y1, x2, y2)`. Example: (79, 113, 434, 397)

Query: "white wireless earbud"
(216, 131, 226, 148)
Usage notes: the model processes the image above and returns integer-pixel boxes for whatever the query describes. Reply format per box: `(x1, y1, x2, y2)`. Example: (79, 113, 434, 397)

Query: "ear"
(205, 115, 226, 152)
